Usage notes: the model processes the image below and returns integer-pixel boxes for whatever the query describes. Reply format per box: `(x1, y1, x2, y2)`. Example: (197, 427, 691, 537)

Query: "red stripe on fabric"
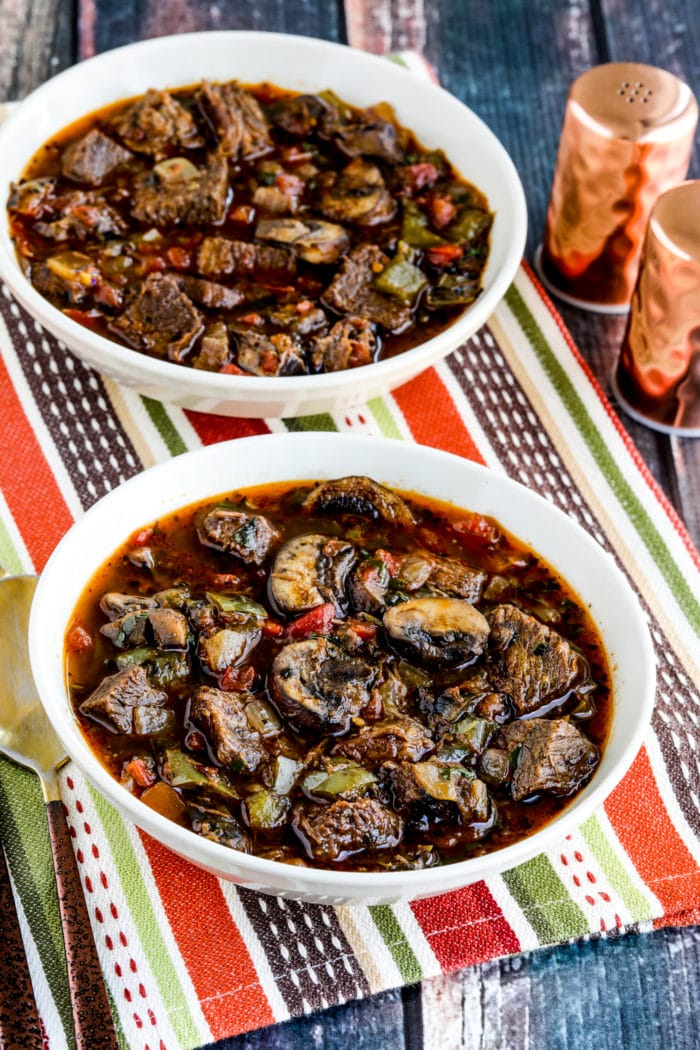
(523, 259, 700, 572)
(411, 880, 520, 969)
(0, 354, 73, 569)
(138, 832, 275, 1038)
(392, 367, 486, 463)
(604, 747, 700, 915)
(184, 411, 271, 445)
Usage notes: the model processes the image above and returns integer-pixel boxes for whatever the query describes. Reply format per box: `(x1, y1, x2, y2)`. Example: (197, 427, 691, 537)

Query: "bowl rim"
(28, 433, 656, 896)
(0, 30, 527, 402)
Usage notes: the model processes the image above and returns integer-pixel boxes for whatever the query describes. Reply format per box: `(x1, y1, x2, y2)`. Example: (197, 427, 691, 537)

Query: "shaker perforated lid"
(570, 61, 698, 142)
(537, 62, 698, 312)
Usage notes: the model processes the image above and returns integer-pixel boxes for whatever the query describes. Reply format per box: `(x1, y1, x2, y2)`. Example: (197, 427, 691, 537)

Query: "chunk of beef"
(336, 717, 434, 766)
(173, 274, 244, 310)
(197, 236, 296, 278)
(191, 322, 230, 371)
(302, 475, 415, 525)
(335, 119, 404, 163)
(496, 718, 599, 801)
(7, 178, 57, 218)
(267, 93, 329, 137)
(110, 273, 202, 362)
(486, 604, 583, 716)
(397, 553, 486, 603)
(271, 637, 375, 734)
(190, 686, 266, 771)
(132, 154, 229, 226)
(234, 330, 306, 376)
(319, 159, 396, 226)
(111, 89, 204, 159)
(311, 316, 377, 372)
(196, 505, 280, 565)
(80, 666, 166, 734)
(292, 797, 403, 863)
(198, 81, 271, 159)
(389, 760, 491, 827)
(34, 190, 126, 241)
(61, 129, 134, 185)
(322, 245, 412, 333)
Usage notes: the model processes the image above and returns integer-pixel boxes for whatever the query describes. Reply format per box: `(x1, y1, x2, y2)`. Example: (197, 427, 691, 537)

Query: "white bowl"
(29, 434, 655, 904)
(0, 31, 526, 418)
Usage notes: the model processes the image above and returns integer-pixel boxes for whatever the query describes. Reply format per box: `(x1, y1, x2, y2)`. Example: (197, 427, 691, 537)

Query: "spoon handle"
(46, 800, 119, 1050)
(0, 843, 44, 1050)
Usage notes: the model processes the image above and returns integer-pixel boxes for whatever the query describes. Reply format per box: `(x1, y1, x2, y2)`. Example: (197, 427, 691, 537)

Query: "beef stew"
(65, 476, 611, 872)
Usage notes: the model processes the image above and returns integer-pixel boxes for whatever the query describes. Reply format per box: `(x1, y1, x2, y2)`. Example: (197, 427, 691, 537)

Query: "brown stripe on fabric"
(237, 888, 371, 1014)
(445, 331, 700, 838)
(1, 286, 143, 509)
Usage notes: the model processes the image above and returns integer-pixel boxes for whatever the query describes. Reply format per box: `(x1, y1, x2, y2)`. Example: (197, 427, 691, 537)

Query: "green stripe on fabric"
(87, 785, 202, 1049)
(505, 283, 700, 634)
(0, 760, 74, 1046)
(580, 815, 655, 923)
(140, 397, 188, 456)
(0, 518, 23, 575)
(367, 396, 404, 439)
(282, 413, 338, 431)
(368, 905, 423, 984)
(502, 855, 589, 943)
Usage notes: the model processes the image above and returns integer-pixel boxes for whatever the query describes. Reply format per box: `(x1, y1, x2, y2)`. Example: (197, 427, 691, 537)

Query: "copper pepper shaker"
(613, 180, 700, 435)
(536, 62, 698, 312)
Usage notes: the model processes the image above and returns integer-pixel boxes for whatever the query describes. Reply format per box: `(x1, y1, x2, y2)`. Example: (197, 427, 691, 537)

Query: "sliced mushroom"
(302, 475, 415, 527)
(319, 159, 396, 226)
(255, 218, 350, 264)
(270, 637, 375, 734)
(148, 608, 189, 649)
(397, 553, 486, 603)
(99, 592, 158, 621)
(195, 505, 280, 566)
(383, 597, 490, 667)
(268, 533, 357, 615)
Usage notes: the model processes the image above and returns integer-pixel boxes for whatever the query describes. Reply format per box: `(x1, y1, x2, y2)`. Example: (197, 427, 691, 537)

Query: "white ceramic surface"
(29, 434, 655, 905)
(0, 32, 527, 418)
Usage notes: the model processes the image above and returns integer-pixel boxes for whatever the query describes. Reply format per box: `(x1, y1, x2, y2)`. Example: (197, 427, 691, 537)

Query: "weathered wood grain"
(77, 0, 344, 59)
(0, 0, 75, 99)
(344, 0, 426, 53)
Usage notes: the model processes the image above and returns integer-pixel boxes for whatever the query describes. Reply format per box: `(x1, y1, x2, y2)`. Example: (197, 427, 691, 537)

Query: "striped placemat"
(1, 63, 700, 1049)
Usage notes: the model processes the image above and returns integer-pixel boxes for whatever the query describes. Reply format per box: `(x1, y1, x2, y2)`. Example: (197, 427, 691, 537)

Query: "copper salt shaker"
(537, 62, 698, 312)
(613, 181, 700, 435)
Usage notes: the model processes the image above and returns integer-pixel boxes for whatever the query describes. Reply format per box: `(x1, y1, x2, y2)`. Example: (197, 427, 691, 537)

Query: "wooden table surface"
(2, 1, 699, 1047)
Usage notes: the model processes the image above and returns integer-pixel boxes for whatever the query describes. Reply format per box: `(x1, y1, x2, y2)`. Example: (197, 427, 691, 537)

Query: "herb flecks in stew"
(65, 477, 609, 871)
(8, 82, 492, 376)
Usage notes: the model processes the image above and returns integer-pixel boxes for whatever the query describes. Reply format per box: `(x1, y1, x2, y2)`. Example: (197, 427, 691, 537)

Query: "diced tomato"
(261, 349, 279, 374)
(295, 299, 314, 314)
(346, 619, 378, 642)
(220, 664, 256, 692)
(428, 193, 458, 228)
(276, 172, 305, 205)
(285, 602, 336, 639)
(228, 204, 256, 224)
(165, 246, 191, 269)
(211, 573, 241, 587)
(404, 162, 440, 194)
(132, 526, 154, 546)
(452, 512, 501, 548)
(185, 729, 207, 752)
(426, 244, 463, 267)
(359, 689, 383, 722)
(124, 757, 156, 789)
(219, 362, 247, 375)
(238, 312, 263, 325)
(66, 624, 93, 654)
(137, 255, 166, 275)
(261, 618, 285, 637)
(93, 282, 124, 309)
(346, 341, 373, 368)
(375, 548, 402, 576)
(63, 308, 99, 329)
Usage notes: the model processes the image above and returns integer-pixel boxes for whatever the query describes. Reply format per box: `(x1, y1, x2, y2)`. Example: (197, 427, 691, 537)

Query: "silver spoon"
(0, 575, 118, 1050)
